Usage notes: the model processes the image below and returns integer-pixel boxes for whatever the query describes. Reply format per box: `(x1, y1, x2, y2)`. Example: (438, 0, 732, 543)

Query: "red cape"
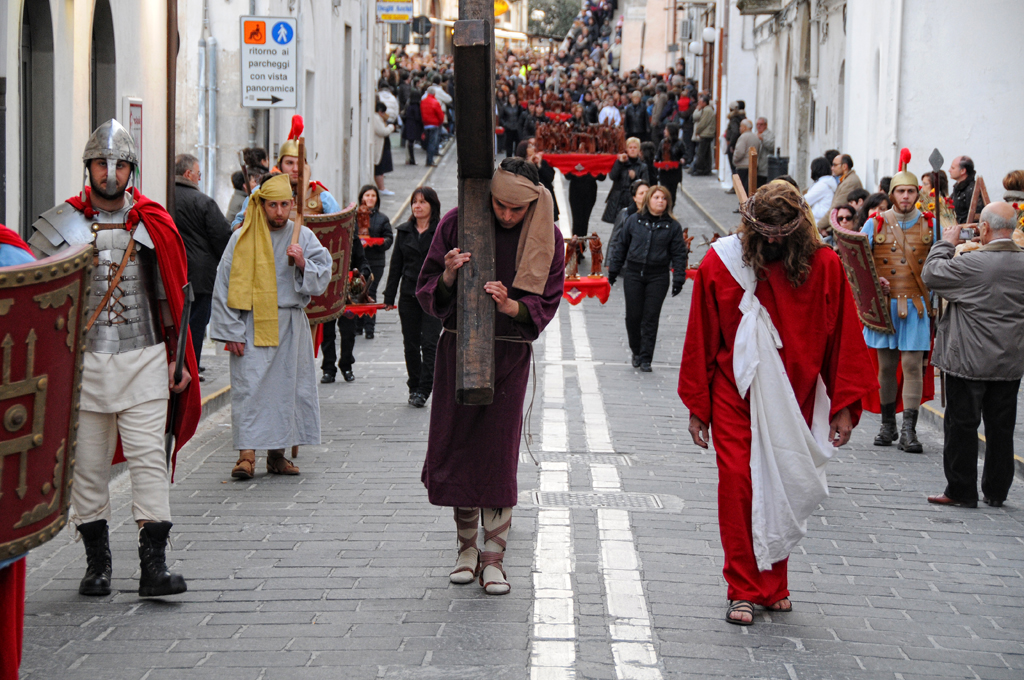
(66, 188, 202, 478)
(860, 346, 936, 414)
(0, 224, 31, 254)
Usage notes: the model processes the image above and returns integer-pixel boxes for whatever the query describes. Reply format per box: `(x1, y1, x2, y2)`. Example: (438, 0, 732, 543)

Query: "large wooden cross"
(453, 0, 496, 405)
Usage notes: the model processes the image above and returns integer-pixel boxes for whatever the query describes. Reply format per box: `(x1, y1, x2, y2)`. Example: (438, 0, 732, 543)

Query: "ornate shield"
(833, 224, 895, 334)
(0, 244, 92, 560)
(305, 206, 356, 324)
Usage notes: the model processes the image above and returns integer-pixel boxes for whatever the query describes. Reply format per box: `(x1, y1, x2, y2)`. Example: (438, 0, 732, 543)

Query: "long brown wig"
(739, 182, 822, 287)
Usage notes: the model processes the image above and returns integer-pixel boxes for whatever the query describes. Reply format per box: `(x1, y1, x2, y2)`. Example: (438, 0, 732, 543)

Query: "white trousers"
(71, 398, 171, 525)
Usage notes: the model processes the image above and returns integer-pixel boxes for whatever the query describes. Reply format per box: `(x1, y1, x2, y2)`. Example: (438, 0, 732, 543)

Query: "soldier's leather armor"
(871, 209, 933, 319)
(290, 183, 326, 221)
(29, 196, 164, 354)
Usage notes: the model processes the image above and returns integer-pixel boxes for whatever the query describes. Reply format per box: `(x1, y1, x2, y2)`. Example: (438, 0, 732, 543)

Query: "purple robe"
(416, 207, 565, 507)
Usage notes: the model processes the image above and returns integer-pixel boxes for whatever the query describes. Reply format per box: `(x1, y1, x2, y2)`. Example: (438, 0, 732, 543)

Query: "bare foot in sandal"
(768, 597, 792, 612)
(726, 600, 754, 625)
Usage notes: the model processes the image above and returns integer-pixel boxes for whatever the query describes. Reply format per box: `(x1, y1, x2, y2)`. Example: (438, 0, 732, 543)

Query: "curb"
(200, 384, 231, 422)
(919, 403, 1024, 481)
(679, 184, 730, 236)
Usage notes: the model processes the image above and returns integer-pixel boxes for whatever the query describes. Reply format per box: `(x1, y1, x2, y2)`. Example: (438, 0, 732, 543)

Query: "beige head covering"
(490, 168, 556, 295)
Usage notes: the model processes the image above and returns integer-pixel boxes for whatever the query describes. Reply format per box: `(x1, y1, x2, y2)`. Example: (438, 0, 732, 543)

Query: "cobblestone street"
(19, 151, 1024, 680)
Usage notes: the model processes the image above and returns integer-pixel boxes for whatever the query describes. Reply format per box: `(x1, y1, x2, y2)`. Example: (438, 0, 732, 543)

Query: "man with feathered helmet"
(859, 148, 940, 454)
(231, 115, 340, 227)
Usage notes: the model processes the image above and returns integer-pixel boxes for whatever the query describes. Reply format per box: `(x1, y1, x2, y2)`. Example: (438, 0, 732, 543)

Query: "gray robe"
(209, 223, 331, 449)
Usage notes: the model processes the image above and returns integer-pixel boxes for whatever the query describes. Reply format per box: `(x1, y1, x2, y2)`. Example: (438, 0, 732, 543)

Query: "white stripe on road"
(569, 306, 663, 680)
(531, 311, 577, 680)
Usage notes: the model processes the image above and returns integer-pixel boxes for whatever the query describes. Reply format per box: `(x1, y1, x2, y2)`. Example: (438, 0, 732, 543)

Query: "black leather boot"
(897, 408, 923, 453)
(76, 520, 112, 596)
(874, 402, 899, 446)
(138, 522, 187, 597)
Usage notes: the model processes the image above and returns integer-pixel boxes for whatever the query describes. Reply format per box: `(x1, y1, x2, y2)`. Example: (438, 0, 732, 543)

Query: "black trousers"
(660, 171, 681, 210)
(622, 267, 670, 364)
(358, 264, 385, 332)
(568, 175, 598, 237)
(691, 138, 713, 175)
(504, 130, 520, 158)
(398, 294, 442, 396)
(189, 292, 212, 370)
(943, 375, 1019, 504)
(736, 168, 749, 192)
(320, 315, 357, 375)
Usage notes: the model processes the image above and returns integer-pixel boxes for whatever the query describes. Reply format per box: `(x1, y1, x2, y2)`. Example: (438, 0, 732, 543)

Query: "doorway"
(21, 1, 55, 238)
(91, 0, 116, 130)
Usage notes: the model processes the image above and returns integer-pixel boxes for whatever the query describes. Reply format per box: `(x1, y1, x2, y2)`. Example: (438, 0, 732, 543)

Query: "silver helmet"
(82, 119, 138, 195)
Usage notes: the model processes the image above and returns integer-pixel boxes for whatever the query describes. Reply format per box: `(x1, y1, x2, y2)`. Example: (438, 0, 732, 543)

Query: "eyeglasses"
(837, 215, 854, 223)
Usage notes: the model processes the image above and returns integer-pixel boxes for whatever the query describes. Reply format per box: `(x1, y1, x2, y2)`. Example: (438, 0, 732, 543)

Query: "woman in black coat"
(607, 179, 649, 266)
(383, 187, 443, 407)
(602, 137, 651, 223)
(606, 185, 688, 372)
(500, 93, 524, 158)
(401, 87, 423, 165)
(655, 123, 686, 207)
(356, 185, 394, 338)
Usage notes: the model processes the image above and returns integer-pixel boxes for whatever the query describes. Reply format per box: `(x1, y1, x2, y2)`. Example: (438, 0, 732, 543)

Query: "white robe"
(209, 223, 331, 449)
(711, 235, 834, 571)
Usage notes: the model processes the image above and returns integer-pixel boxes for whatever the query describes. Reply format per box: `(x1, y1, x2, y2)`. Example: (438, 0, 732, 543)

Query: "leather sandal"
(479, 514, 512, 595)
(231, 450, 256, 479)
(449, 508, 480, 585)
(726, 600, 755, 626)
(266, 449, 300, 475)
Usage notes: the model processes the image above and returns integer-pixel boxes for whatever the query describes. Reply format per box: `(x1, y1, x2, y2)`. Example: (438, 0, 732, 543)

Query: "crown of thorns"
(738, 193, 808, 237)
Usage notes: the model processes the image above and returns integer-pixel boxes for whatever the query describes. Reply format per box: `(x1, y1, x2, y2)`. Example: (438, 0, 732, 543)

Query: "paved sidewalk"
(18, 150, 1024, 680)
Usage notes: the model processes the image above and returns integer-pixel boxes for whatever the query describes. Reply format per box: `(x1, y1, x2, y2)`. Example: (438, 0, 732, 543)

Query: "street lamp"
(702, 26, 716, 43)
(688, 41, 702, 55)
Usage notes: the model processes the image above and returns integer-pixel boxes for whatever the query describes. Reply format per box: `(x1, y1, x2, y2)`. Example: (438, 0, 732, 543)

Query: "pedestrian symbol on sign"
(272, 21, 293, 45)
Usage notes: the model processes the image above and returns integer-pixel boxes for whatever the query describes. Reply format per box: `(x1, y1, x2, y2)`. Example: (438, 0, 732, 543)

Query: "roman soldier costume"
(861, 149, 937, 453)
(28, 120, 201, 597)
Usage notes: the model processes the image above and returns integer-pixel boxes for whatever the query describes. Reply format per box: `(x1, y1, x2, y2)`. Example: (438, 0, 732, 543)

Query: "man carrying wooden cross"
(209, 173, 332, 478)
(416, 158, 565, 595)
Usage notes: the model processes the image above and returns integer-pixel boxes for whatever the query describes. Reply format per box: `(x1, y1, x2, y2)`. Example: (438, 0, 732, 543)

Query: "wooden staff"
(289, 137, 308, 266)
(732, 174, 748, 203)
(965, 175, 990, 226)
(748, 146, 758, 197)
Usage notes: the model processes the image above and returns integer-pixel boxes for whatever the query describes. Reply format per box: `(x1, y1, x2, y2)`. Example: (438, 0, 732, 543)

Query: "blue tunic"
(0, 243, 34, 266)
(860, 210, 938, 351)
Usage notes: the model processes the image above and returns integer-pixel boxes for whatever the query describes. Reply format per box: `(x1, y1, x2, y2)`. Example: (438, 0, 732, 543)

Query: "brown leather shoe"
(267, 449, 299, 475)
(927, 493, 977, 509)
(231, 450, 256, 479)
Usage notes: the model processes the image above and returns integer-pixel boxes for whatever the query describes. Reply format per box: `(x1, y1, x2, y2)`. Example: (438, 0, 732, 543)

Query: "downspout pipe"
(206, 36, 218, 200)
(198, 37, 207, 191)
(167, 0, 178, 214)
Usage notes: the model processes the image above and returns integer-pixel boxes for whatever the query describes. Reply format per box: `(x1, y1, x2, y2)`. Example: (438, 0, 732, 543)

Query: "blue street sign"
(271, 21, 294, 45)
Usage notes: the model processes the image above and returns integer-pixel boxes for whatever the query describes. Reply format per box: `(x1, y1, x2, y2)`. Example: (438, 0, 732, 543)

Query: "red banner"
(543, 153, 618, 177)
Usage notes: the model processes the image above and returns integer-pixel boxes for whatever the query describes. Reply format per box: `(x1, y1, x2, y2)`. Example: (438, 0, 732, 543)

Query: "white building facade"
(2, 0, 174, 239)
(744, 0, 1024, 191)
(176, 0, 384, 211)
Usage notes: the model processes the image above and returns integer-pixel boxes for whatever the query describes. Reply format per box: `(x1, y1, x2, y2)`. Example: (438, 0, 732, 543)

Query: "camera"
(959, 227, 976, 241)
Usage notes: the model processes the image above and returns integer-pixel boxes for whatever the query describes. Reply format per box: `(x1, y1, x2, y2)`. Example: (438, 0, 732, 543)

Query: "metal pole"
(207, 36, 218, 199)
(167, 0, 178, 214)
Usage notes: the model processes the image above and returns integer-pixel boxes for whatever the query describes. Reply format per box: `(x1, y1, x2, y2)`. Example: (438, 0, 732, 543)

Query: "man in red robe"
(678, 182, 877, 625)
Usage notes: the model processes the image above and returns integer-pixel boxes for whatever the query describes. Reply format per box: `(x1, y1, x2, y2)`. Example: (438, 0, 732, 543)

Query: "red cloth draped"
(654, 160, 680, 171)
(542, 153, 619, 177)
(860, 347, 936, 414)
(678, 246, 878, 604)
(544, 111, 572, 123)
(0, 559, 25, 680)
(65, 189, 202, 478)
(0, 225, 32, 254)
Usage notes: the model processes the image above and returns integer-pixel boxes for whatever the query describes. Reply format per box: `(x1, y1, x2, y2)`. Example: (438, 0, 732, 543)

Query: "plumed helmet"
(889, 148, 918, 197)
(82, 119, 138, 166)
(277, 115, 304, 167)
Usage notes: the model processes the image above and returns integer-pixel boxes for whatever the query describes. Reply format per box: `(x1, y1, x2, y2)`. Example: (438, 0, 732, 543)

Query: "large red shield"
(305, 206, 356, 324)
(833, 224, 894, 334)
(0, 244, 91, 560)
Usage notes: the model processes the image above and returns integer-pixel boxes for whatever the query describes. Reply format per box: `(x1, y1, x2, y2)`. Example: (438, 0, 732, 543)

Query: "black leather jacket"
(607, 211, 688, 280)
(383, 219, 437, 305)
(362, 209, 394, 267)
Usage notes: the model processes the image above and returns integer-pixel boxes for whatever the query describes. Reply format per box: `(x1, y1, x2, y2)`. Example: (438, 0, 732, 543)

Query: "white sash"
(711, 235, 834, 571)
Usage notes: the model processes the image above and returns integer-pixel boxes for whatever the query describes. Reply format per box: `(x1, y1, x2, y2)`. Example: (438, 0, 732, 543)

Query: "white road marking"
(569, 306, 664, 680)
(531, 312, 577, 680)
